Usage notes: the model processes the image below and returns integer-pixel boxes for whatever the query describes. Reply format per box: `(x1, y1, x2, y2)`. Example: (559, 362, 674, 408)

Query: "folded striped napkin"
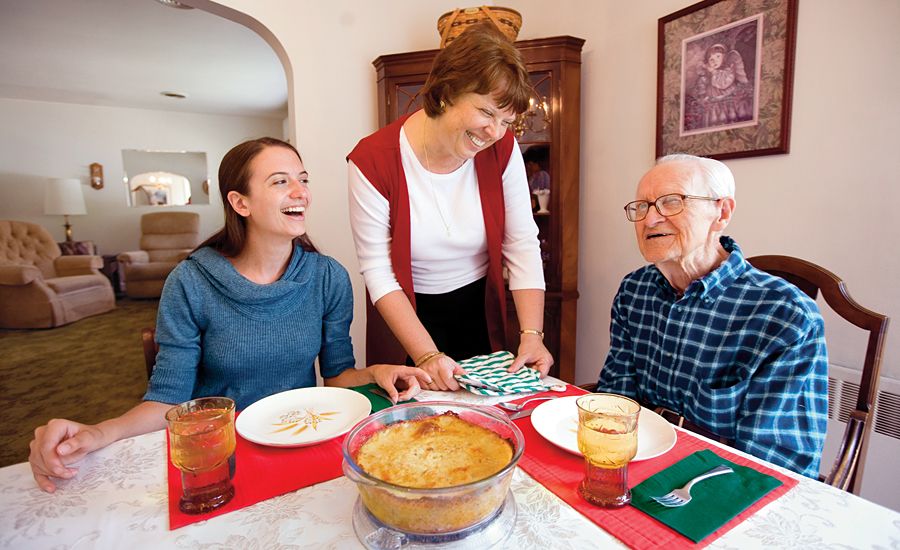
(454, 351, 544, 396)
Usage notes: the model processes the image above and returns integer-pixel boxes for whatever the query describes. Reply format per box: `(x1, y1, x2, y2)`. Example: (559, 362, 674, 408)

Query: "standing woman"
(348, 23, 553, 391)
(29, 137, 429, 493)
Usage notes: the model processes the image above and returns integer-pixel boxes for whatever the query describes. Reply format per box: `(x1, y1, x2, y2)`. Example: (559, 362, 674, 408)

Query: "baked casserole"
(343, 404, 523, 534)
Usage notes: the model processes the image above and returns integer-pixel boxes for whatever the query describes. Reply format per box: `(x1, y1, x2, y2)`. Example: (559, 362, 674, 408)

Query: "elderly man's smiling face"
(634, 161, 725, 268)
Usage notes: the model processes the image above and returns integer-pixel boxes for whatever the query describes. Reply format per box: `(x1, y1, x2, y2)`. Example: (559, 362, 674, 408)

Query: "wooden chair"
(141, 327, 158, 379)
(747, 254, 889, 494)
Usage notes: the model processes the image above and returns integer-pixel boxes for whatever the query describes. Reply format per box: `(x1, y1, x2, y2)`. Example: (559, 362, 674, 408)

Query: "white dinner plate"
(530, 395, 676, 461)
(236, 387, 371, 448)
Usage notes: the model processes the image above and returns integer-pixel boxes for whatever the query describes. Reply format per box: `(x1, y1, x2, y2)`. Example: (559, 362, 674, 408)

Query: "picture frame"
(656, 0, 798, 160)
(142, 185, 170, 206)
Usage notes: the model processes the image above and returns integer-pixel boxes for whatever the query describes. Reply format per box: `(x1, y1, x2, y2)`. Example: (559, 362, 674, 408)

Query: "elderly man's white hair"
(657, 154, 735, 199)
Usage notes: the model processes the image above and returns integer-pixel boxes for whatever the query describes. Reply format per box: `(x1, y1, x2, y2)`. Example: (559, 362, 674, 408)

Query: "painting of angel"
(680, 14, 761, 136)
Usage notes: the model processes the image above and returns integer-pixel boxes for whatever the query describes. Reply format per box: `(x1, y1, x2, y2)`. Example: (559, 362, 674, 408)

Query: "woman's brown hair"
(421, 22, 531, 117)
(196, 137, 317, 257)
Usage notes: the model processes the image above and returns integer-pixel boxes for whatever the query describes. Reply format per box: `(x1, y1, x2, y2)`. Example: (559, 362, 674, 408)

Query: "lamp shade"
(44, 178, 87, 216)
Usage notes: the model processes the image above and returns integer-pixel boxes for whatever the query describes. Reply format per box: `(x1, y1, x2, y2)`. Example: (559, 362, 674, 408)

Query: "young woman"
(29, 137, 430, 492)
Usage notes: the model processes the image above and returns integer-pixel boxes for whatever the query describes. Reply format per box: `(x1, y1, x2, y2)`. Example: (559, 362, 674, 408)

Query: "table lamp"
(44, 178, 87, 242)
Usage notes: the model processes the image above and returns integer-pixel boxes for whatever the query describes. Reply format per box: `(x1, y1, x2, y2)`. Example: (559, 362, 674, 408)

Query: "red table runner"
(167, 386, 799, 540)
(166, 416, 345, 530)
(509, 387, 799, 549)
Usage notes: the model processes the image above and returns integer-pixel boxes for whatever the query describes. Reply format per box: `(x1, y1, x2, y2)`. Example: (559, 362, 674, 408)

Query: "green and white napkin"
(454, 351, 544, 396)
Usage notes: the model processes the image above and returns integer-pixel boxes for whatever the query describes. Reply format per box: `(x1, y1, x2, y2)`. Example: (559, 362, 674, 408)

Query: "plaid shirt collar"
(649, 236, 749, 303)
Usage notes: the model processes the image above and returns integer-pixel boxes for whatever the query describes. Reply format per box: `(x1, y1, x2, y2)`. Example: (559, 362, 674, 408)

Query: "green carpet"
(0, 299, 159, 468)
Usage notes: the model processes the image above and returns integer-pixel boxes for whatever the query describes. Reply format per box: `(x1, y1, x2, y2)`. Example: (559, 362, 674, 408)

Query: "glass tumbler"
(575, 393, 640, 507)
(166, 397, 236, 514)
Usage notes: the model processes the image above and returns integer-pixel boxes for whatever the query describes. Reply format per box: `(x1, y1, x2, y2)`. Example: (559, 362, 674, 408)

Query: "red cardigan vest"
(347, 113, 514, 351)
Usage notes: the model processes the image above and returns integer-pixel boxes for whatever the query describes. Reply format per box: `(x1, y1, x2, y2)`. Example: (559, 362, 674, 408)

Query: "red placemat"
(166, 414, 345, 530)
(511, 387, 800, 549)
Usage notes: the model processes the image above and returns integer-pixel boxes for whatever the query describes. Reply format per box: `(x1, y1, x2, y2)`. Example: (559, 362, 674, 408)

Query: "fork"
(497, 395, 559, 411)
(650, 464, 734, 507)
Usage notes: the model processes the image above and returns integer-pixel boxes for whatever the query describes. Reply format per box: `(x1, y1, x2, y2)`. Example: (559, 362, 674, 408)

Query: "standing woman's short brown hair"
(421, 22, 531, 117)
(196, 137, 316, 257)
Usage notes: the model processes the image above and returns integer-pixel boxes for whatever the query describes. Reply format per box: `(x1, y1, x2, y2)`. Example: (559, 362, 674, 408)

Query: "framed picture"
(142, 185, 170, 206)
(656, 0, 798, 160)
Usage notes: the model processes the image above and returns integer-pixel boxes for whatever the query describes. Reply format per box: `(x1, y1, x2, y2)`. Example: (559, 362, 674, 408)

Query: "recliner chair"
(0, 220, 115, 328)
(117, 212, 200, 298)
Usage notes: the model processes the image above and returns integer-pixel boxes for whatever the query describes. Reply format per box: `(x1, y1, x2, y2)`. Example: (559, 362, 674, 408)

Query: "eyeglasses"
(623, 193, 721, 222)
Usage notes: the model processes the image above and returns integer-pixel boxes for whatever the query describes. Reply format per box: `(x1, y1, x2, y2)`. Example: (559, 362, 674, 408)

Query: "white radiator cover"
(823, 364, 900, 511)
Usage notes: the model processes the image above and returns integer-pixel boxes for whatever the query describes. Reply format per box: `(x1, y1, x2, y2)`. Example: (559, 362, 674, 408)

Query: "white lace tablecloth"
(2, 390, 899, 549)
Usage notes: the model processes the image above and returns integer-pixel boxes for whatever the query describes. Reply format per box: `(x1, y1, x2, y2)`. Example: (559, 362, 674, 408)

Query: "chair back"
(0, 220, 61, 277)
(747, 254, 889, 494)
(139, 212, 200, 262)
(141, 327, 159, 380)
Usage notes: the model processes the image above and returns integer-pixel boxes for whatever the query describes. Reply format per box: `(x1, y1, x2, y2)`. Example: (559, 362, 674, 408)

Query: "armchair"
(117, 212, 200, 298)
(0, 220, 115, 329)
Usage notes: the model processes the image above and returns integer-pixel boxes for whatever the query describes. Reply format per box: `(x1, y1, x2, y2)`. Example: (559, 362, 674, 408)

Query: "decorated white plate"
(236, 387, 371, 447)
(530, 395, 676, 461)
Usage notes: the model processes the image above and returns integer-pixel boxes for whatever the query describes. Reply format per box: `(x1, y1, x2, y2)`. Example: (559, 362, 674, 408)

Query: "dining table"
(2, 383, 898, 549)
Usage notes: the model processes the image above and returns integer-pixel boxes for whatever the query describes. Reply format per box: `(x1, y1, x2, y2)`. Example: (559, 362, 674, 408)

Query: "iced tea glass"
(166, 397, 236, 514)
(576, 393, 640, 507)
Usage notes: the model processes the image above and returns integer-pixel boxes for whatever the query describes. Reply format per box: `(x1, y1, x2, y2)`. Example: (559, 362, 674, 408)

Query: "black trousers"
(411, 277, 492, 364)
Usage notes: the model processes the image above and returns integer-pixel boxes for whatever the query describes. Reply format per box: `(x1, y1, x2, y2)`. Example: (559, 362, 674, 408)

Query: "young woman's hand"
(369, 364, 433, 403)
(28, 401, 171, 493)
(29, 419, 107, 493)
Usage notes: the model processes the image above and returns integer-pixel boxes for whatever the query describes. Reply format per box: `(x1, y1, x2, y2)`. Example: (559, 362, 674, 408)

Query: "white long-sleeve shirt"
(348, 127, 544, 303)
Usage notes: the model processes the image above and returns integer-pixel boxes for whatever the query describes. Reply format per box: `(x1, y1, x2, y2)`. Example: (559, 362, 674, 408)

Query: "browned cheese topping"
(355, 412, 513, 489)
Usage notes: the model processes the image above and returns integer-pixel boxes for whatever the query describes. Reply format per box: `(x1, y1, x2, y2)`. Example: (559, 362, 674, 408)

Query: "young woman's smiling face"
(229, 145, 310, 242)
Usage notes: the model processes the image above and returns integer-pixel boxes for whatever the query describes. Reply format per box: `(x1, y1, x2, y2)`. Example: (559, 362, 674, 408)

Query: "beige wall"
(204, 0, 467, 372)
(209, 0, 899, 384)
(508, 0, 900, 384)
(0, 97, 282, 254)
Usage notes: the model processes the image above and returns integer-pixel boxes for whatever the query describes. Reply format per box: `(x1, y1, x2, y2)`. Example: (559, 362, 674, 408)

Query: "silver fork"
(651, 464, 734, 507)
(497, 395, 559, 411)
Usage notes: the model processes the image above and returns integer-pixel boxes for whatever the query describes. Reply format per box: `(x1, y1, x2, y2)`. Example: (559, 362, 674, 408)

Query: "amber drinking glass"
(166, 397, 236, 514)
(575, 393, 640, 507)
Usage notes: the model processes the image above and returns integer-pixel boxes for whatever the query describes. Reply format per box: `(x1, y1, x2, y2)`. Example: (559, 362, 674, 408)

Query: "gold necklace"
(422, 117, 452, 237)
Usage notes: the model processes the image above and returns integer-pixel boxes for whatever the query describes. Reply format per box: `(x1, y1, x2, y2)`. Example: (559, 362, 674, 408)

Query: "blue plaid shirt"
(597, 237, 828, 478)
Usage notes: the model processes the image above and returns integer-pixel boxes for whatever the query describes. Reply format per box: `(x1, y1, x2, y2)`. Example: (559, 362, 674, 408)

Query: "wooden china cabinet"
(366, 36, 584, 383)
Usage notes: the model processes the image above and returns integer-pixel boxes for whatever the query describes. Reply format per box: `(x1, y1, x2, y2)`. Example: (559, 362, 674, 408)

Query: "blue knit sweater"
(143, 245, 355, 410)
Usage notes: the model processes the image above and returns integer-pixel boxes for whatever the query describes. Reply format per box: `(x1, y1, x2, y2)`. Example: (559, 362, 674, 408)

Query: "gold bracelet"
(414, 350, 445, 367)
(519, 329, 544, 340)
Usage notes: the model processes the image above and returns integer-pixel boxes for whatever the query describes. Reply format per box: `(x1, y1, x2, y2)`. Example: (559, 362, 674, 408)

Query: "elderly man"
(596, 154, 827, 478)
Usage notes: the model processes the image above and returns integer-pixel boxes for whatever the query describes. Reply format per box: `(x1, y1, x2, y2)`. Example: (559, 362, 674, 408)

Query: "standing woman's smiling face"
(435, 92, 517, 168)
(227, 145, 311, 242)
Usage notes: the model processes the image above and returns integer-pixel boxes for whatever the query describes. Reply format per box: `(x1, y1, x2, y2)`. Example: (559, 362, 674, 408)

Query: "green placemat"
(631, 449, 783, 542)
(350, 383, 415, 413)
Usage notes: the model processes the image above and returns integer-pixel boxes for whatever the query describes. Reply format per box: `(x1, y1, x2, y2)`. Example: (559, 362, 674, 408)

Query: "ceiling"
(0, 0, 288, 119)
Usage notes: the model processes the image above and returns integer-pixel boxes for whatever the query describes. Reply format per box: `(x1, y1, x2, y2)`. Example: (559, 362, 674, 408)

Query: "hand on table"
(29, 419, 106, 493)
(369, 364, 433, 403)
